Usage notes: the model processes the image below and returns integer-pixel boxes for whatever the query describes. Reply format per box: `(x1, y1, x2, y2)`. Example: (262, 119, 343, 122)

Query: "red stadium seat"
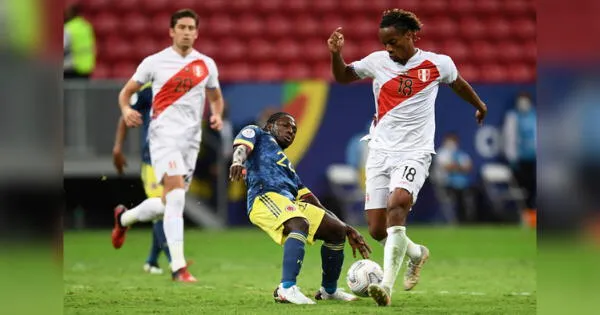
(359, 39, 382, 55)
(150, 13, 171, 37)
(487, 17, 511, 40)
(102, 36, 133, 62)
(264, 15, 292, 39)
(507, 63, 535, 83)
(363, 0, 395, 14)
(523, 40, 536, 63)
(342, 42, 363, 63)
(311, 0, 337, 14)
(457, 63, 480, 82)
(111, 62, 138, 79)
(441, 41, 469, 64)
(216, 38, 245, 63)
(121, 13, 149, 36)
(422, 16, 458, 40)
(202, 0, 227, 13)
(113, 0, 138, 12)
(256, 62, 283, 81)
(294, 15, 320, 38)
(474, 0, 501, 13)
(284, 63, 312, 80)
(302, 38, 328, 62)
(417, 40, 440, 53)
(449, 0, 475, 15)
(196, 39, 220, 60)
(237, 14, 265, 37)
(256, 0, 283, 13)
(90, 12, 120, 38)
(247, 38, 275, 63)
(514, 18, 536, 40)
(283, 0, 310, 13)
(321, 14, 346, 38)
(504, 1, 532, 15)
(312, 62, 333, 81)
(480, 63, 508, 82)
(420, 0, 448, 13)
(219, 63, 252, 82)
(346, 15, 377, 38)
(470, 40, 497, 63)
(91, 63, 110, 79)
(145, 0, 171, 13)
(227, 0, 254, 13)
(84, 0, 113, 13)
(206, 14, 236, 37)
(459, 18, 487, 40)
(496, 41, 524, 63)
(131, 37, 159, 63)
(274, 39, 302, 62)
(344, 0, 368, 13)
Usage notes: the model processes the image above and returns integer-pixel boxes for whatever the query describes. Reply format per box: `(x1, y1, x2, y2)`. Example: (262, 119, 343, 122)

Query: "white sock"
(405, 237, 422, 261)
(163, 188, 186, 272)
(120, 198, 164, 226)
(381, 226, 408, 293)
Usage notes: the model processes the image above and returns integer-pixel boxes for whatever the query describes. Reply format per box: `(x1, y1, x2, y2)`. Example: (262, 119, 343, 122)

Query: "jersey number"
(397, 77, 413, 96)
(402, 166, 416, 182)
(276, 151, 296, 173)
(174, 77, 193, 92)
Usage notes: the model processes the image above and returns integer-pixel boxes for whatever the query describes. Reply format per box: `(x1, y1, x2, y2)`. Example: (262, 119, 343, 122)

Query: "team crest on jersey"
(242, 128, 255, 138)
(193, 65, 204, 77)
(286, 205, 296, 212)
(417, 69, 431, 82)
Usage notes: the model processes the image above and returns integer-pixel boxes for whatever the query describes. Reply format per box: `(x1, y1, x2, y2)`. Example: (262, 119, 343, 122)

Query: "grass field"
(64, 226, 536, 314)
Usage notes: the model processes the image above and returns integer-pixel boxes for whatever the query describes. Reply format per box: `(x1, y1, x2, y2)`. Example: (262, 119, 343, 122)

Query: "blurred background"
(63, 0, 536, 230)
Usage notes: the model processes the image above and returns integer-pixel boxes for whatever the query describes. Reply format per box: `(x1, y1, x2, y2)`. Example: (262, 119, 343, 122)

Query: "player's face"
(271, 116, 297, 149)
(378, 26, 414, 63)
(169, 17, 198, 49)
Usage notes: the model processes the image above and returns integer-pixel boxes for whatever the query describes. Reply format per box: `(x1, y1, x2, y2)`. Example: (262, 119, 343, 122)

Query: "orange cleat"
(111, 205, 128, 249)
(172, 267, 198, 283)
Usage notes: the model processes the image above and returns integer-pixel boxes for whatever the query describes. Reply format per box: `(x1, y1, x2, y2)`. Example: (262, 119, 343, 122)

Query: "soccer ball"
(346, 259, 383, 297)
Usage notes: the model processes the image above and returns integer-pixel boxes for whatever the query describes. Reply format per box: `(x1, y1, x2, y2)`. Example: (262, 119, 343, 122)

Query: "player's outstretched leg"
(273, 217, 315, 305)
(313, 214, 358, 302)
(111, 198, 165, 249)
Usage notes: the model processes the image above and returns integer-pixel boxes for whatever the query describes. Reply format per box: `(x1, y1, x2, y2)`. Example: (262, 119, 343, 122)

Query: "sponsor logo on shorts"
(242, 128, 256, 138)
(286, 205, 296, 212)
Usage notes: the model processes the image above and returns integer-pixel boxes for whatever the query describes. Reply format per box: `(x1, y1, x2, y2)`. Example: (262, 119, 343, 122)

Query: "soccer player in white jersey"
(111, 9, 225, 283)
(328, 9, 488, 306)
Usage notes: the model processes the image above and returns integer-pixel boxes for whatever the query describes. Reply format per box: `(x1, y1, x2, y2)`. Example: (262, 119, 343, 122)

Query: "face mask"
(517, 97, 532, 112)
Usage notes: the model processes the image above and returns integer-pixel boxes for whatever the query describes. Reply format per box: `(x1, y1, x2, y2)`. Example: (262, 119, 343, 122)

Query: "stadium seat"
(312, 62, 333, 81)
(523, 40, 536, 63)
(294, 15, 320, 38)
(256, 0, 283, 13)
(284, 63, 312, 80)
(449, 0, 475, 15)
(508, 63, 535, 82)
(487, 17, 511, 40)
(84, 0, 112, 13)
(113, 0, 138, 12)
(321, 14, 346, 38)
(228, 0, 254, 13)
(121, 13, 149, 36)
(264, 15, 292, 38)
(346, 15, 376, 38)
(132, 37, 159, 63)
(363, 0, 395, 14)
(90, 12, 120, 38)
(417, 40, 440, 53)
(256, 62, 283, 81)
(343, 0, 367, 13)
(274, 39, 302, 62)
(283, 0, 310, 13)
(441, 40, 469, 64)
(514, 18, 536, 40)
(111, 62, 137, 79)
(102, 36, 133, 62)
(91, 63, 110, 79)
(419, 0, 448, 13)
(202, 0, 227, 13)
(219, 63, 252, 82)
(197, 39, 221, 61)
(496, 41, 523, 63)
(460, 18, 487, 39)
(206, 14, 236, 37)
(474, 0, 501, 14)
(145, 0, 171, 13)
(422, 16, 458, 40)
(480, 63, 508, 82)
(303, 37, 329, 62)
(237, 14, 265, 37)
(456, 63, 480, 82)
(504, 0, 531, 15)
(470, 40, 496, 63)
(311, 0, 338, 14)
(216, 38, 245, 63)
(247, 38, 274, 63)
(150, 13, 171, 37)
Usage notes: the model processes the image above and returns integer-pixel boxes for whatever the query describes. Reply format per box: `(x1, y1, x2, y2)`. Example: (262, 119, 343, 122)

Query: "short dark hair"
(263, 112, 293, 130)
(170, 9, 199, 28)
(380, 9, 423, 33)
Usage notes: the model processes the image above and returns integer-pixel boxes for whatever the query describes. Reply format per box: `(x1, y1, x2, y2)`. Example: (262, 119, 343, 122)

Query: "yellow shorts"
(141, 163, 163, 198)
(249, 192, 326, 245)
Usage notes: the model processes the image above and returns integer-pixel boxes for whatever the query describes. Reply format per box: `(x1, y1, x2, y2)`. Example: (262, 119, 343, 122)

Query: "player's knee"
(387, 189, 412, 223)
(368, 224, 387, 241)
(326, 223, 347, 244)
(284, 217, 309, 235)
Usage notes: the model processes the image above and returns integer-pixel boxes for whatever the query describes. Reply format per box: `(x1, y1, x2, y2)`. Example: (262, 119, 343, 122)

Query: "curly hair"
(380, 9, 423, 33)
(263, 112, 293, 130)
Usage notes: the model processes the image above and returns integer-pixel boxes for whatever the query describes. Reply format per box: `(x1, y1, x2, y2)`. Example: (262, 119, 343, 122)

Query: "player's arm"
(229, 144, 251, 181)
(328, 27, 361, 84)
(448, 74, 488, 125)
(206, 87, 224, 131)
(118, 80, 143, 127)
(112, 116, 129, 175)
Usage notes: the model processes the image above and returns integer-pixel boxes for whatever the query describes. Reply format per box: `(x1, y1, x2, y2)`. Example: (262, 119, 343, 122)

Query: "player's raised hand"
(476, 106, 487, 126)
(112, 149, 127, 175)
(327, 27, 345, 53)
(122, 107, 142, 128)
(229, 163, 246, 182)
(346, 225, 372, 259)
(210, 113, 223, 131)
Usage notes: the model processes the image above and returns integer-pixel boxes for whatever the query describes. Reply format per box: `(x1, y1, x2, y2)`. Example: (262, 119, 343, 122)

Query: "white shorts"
(364, 150, 432, 210)
(148, 113, 201, 192)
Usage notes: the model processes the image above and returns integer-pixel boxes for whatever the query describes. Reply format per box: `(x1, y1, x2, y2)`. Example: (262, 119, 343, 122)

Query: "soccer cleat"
(143, 263, 164, 275)
(111, 205, 128, 249)
(368, 283, 391, 306)
(315, 287, 359, 301)
(273, 284, 316, 304)
(172, 267, 197, 282)
(403, 245, 430, 291)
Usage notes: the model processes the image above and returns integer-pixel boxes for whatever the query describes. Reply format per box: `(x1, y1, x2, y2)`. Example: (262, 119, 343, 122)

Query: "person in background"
(64, 3, 96, 79)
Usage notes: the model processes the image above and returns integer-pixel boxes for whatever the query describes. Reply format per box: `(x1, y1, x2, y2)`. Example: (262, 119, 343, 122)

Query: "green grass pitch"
(64, 226, 536, 314)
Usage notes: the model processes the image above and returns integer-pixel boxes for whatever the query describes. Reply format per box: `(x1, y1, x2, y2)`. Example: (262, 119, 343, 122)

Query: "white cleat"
(404, 245, 430, 291)
(314, 287, 359, 301)
(143, 263, 164, 275)
(273, 284, 316, 305)
(368, 283, 391, 306)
